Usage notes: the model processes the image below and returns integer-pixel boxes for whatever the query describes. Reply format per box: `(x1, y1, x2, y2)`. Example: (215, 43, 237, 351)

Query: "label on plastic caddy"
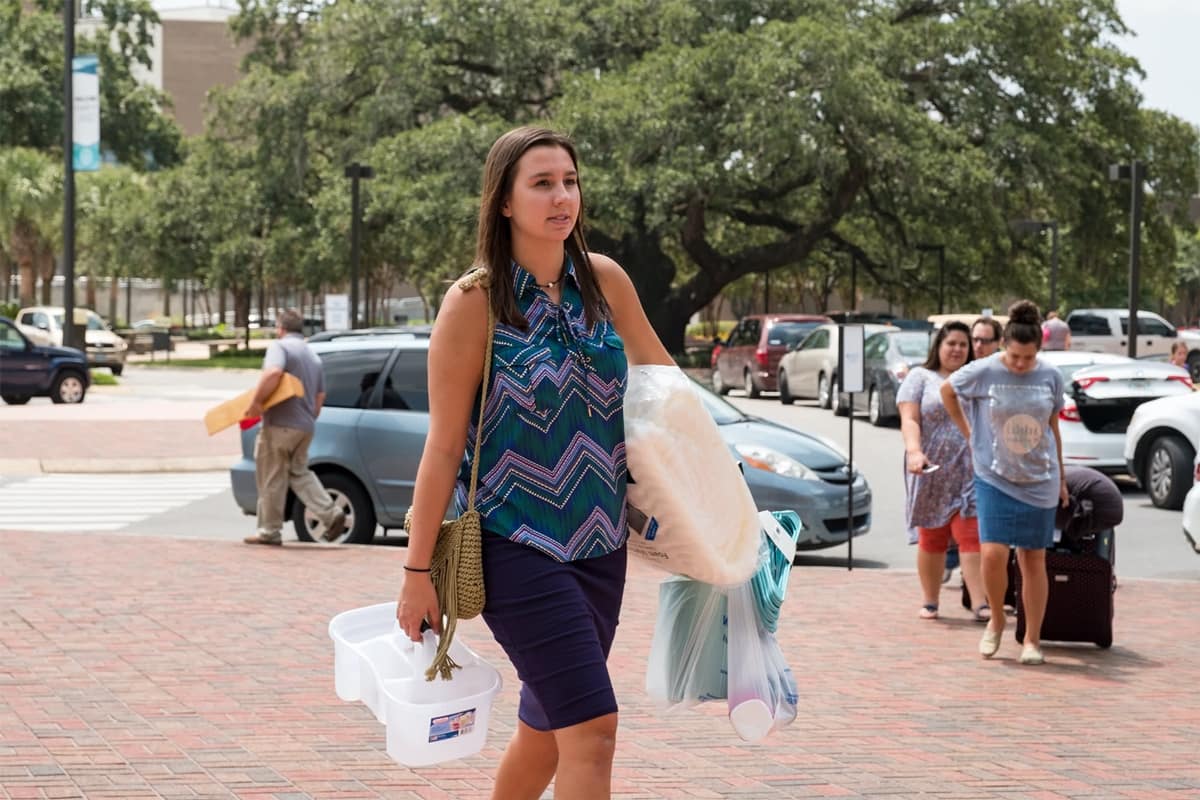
(428, 708, 477, 743)
(758, 511, 797, 563)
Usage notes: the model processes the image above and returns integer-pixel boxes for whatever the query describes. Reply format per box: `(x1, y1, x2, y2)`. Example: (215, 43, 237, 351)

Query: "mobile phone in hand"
(921, 464, 940, 474)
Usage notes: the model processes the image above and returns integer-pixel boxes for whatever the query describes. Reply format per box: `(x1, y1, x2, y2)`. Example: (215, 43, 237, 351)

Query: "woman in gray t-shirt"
(897, 321, 988, 622)
(941, 301, 1068, 667)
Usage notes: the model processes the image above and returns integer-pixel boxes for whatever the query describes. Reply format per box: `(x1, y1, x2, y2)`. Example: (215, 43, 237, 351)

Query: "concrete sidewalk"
(2, 530, 1197, 799)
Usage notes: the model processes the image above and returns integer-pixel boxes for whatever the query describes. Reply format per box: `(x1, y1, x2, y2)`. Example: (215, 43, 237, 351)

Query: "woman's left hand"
(1059, 479, 1069, 508)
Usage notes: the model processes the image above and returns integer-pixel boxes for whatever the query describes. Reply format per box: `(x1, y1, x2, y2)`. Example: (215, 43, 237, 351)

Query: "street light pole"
(1010, 219, 1060, 312)
(1109, 161, 1145, 358)
(915, 244, 946, 314)
(344, 163, 375, 329)
(62, 0, 78, 350)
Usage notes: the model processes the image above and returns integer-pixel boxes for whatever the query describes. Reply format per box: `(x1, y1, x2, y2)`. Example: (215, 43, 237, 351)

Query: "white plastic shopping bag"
(645, 577, 728, 708)
(624, 365, 761, 585)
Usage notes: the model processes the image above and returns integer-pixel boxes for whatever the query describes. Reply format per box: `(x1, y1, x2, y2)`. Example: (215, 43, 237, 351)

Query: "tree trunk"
(37, 242, 54, 305)
(85, 270, 97, 309)
(218, 282, 227, 327)
(0, 248, 10, 304)
(163, 283, 172, 317)
(108, 276, 118, 323)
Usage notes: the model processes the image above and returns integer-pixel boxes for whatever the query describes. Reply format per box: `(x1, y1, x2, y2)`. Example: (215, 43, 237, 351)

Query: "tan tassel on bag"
(404, 268, 493, 681)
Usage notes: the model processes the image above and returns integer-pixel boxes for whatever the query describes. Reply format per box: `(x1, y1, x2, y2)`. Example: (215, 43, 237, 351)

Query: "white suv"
(1123, 392, 1200, 509)
(16, 306, 128, 375)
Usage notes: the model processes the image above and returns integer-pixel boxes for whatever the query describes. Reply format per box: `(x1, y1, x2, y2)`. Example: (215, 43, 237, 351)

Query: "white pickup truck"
(1066, 309, 1200, 377)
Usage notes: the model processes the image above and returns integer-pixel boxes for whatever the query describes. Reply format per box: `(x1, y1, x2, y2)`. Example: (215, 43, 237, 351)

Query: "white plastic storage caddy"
(329, 602, 502, 767)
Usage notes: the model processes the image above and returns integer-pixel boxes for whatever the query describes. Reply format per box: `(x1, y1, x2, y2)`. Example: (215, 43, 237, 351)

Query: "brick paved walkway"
(2, 531, 1198, 798)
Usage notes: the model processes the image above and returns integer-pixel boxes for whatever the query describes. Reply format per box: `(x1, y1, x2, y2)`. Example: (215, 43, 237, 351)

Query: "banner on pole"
(72, 55, 100, 171)
(325, 294, 350, 332)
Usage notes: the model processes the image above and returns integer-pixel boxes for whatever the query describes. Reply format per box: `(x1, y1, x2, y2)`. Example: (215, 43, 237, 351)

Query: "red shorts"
(917, 514, 980, 554)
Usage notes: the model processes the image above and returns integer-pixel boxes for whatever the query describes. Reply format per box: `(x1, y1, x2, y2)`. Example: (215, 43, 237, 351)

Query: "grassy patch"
(142, 354, 264, 369)
(89, 370, 119, 385)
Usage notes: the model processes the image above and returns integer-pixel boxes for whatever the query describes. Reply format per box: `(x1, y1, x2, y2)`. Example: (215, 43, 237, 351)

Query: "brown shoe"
(320, 511, 348, 542)
(243, 534, 283, 546)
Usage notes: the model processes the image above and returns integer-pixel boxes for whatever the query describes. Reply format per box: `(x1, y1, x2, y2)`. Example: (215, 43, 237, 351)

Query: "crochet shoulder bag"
(404, 267, 493, 681)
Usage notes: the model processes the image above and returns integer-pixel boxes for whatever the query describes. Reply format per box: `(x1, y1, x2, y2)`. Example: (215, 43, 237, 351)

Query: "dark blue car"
(0, 316, 90, 404)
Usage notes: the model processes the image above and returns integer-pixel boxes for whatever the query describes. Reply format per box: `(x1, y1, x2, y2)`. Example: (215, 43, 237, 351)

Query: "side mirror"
(36, 322, 49, 331)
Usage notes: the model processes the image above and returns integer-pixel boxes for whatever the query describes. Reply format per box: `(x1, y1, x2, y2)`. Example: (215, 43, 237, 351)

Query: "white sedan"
(1041, 351, 1193, 476)
(1184, 453, 1200, 553)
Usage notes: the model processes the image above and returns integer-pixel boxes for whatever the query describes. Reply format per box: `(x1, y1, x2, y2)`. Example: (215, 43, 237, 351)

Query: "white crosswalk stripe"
(0, 472, 230, 532)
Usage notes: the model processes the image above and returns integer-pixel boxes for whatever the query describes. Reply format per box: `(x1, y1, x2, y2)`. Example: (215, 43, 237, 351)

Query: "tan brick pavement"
(2, 530, 1198, 799)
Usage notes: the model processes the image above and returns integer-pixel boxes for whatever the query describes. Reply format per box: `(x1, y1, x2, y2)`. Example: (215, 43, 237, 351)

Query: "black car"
(836, 329, 932, 426)
(0, 316, 91, 404)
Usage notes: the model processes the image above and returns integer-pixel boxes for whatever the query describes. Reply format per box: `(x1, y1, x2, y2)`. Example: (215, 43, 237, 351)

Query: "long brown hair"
(474, 126, 609, 329)
(922, 321, 974, 372)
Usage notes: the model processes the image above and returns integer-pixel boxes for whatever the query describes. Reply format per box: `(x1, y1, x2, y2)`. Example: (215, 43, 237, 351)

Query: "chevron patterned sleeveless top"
(455, 258, 629, 562)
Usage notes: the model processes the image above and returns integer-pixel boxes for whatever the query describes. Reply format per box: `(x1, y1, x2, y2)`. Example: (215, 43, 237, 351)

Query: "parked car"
(1067, 308, 1200, 379)
(0, 316, 90, 404)
(306, 325, 433, 343)
(15, 305, 129, 375)
(1124, 392, 1200, 510)
(776, 323, 894, 411)
(229, 335, 872, 550)
(711, 313, 830, 398)
(835, 329, 932, 426)
(928, 312, 1008, 330)
(1182, 452, 1200, 553)
(1041, 351, 1193, 477)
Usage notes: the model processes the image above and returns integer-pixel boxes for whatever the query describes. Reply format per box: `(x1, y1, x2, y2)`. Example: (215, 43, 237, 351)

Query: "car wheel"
(778, 369, 794, 405)
(49, 371, 87, 404)
(2, 394, 31, 405)
(712, 368, 729, 395)
(110, 365, 124, 376)
(817, 373, 832, 409)
(743, 370, 761, 399)
(292, 472, 377, 544)
(1145, 435, 1192, 510)
(868, 385, 885, 426)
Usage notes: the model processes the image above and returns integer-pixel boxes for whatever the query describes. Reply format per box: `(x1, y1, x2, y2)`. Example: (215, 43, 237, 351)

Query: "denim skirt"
(480, 531, 628, 731)
(974, 477, 1055, 550)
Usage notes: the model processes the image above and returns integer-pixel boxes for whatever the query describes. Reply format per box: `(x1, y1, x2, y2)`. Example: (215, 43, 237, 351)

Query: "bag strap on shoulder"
(456, 268, 494, 512)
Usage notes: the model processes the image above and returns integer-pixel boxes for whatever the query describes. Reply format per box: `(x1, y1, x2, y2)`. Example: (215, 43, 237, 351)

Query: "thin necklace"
(534, 270, 564, 289)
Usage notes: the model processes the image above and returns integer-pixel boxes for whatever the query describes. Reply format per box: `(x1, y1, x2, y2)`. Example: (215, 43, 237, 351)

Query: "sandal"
(919, 604, 939, 620)
(972, 604, 991, 623)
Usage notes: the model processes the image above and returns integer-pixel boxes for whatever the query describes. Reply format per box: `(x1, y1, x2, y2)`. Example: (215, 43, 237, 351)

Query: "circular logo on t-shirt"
(1001, 413, 1042, 454)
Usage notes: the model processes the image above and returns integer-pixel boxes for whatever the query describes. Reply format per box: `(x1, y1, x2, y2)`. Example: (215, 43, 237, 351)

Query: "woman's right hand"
(396, 572, 441, 642)
(906, 450, 929, 474)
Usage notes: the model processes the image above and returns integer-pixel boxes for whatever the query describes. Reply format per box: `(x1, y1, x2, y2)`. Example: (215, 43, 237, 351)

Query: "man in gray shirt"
(243, 309, 346, 546)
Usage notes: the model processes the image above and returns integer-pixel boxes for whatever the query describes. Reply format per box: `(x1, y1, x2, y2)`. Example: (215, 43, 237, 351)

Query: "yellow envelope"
(203, 373, 304, 436)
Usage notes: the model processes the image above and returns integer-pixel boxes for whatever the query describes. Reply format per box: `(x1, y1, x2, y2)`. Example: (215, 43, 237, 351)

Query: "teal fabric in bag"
(752, 511, 802, 633)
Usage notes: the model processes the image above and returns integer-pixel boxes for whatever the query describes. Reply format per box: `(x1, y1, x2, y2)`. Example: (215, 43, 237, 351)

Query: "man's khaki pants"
(255, 425, 339, 540)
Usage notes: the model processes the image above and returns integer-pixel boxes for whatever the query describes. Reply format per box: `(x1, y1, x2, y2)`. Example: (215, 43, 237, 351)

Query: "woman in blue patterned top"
(397, 127, 674, 799)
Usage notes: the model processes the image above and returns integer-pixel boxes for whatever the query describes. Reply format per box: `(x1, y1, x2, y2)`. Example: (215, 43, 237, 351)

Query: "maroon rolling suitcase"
(1014, 529, 1115, 649)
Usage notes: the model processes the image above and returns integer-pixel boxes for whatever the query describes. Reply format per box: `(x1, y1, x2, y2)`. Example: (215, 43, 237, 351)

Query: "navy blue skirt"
(480, 531, 628, 731)
(974, 477, 1056, 549)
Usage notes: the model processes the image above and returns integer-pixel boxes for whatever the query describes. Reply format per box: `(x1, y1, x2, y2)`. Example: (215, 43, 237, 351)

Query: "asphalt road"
(7, 365, 1197, 580)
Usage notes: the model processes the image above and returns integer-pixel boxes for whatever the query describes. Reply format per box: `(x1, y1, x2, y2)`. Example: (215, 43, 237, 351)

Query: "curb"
(0, 456, 233, 475)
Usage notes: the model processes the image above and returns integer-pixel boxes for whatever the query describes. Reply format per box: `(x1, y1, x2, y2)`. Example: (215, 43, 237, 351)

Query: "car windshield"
(53, 312, 105, 330)
(767, 321, 820, 347)
(894, 332, 931, 358)
(689, 378, 746, 424)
